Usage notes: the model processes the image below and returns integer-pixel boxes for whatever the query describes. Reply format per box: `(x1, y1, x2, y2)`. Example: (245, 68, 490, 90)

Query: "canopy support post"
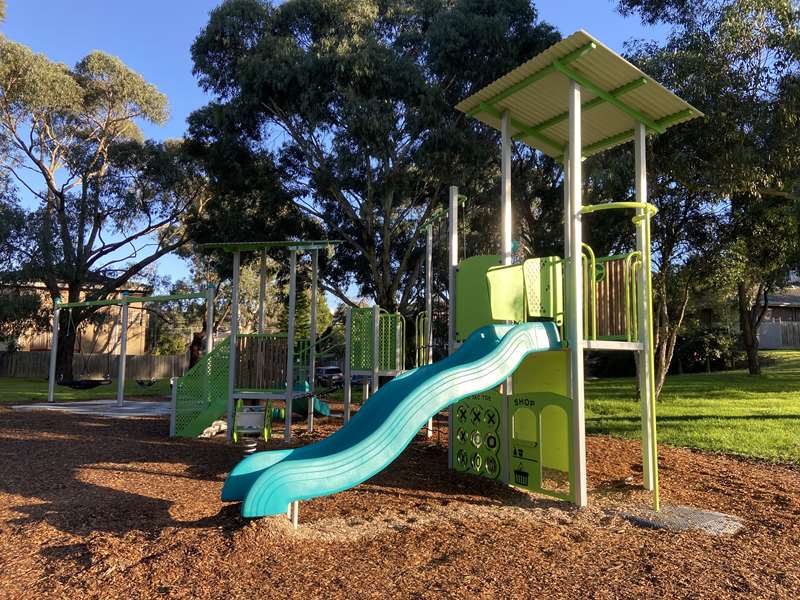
(447, 185, 458, 468)
(425, 224, 433, 437)
(567, 80, 588, 508)
(635, 122, 659, 509)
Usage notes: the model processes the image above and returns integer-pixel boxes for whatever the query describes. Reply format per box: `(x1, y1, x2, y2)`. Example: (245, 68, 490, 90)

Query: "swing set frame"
(47, 288, 215, 406)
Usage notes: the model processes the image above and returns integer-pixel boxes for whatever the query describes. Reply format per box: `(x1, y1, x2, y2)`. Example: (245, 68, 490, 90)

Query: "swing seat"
(136, 379, 157, 387)
(57, 379, 112, 390)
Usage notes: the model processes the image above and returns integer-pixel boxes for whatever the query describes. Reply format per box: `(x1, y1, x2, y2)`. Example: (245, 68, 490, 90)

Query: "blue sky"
(3, 0, 667, 297)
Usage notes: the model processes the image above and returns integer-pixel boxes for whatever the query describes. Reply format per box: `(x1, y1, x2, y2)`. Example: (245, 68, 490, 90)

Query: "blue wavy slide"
(222, 322, 562, 517)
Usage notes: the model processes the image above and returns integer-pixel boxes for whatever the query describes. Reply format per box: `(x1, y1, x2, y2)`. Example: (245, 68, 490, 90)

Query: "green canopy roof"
(456, 30, 703, 159)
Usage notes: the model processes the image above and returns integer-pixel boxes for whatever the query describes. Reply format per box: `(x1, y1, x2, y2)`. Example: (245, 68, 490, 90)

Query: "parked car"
(316, 366, 343, 387)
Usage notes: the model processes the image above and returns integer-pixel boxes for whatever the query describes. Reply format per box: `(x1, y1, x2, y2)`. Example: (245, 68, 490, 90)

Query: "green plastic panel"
(451, 390, 505, 481)
(508, 391, 572, 501)
(455, 255, 502, 342)
(512, 349, 569, 396)
(486, 264, 526, 322)
(523, 256, 563, 323)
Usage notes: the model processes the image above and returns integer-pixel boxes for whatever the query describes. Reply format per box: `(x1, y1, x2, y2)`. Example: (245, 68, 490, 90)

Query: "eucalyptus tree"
(617, 0, 800, 373)
(189, 0, 558, 314)
(0, 40, 205, 378)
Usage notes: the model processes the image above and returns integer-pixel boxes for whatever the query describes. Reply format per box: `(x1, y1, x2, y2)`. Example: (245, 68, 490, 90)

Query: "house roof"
(455, 30, 703, 159)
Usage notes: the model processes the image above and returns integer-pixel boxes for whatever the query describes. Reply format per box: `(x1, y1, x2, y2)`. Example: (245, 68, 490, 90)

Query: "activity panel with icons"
(451, 391, 504, 481)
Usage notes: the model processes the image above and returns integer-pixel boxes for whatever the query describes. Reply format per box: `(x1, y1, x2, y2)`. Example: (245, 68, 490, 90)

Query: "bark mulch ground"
(0, 407, 798, 599)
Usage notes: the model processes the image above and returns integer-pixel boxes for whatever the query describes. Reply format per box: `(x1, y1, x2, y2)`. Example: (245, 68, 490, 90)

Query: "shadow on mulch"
(0, 408, 241, 537)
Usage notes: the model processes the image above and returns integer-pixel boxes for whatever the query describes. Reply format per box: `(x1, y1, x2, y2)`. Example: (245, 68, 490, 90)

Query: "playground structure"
(220, 30, 701, 523)
(47, 288, 214, 405)
(170, 241, 339, 441)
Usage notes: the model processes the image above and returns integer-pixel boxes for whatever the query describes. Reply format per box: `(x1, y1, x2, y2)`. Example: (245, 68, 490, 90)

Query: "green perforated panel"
(349, 308, 405, 371)
(174, 337, 230, 437)
(349, 308, 373, 371)
(523, 257, 563, 323)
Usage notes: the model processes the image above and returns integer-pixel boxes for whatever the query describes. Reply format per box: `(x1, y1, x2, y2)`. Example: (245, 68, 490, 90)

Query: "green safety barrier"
(173, 337, 231, 438)
(349, 307, 405, 371)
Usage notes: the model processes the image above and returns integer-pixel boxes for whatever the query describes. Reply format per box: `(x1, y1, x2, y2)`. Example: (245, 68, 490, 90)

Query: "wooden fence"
(0, 352, 189, 379)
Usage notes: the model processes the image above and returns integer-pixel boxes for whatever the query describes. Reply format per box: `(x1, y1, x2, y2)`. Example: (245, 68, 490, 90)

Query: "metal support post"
(343, 308, 352, 422)
(116, 294, 129, 407)
(635, 122, 658, 503)
(308, 249, 319, 432)
(425, 224, 433, 437)
(285, 250, 298, 441)
(447, 185, 459, 467)
(205, 284, 215, 354)
(371, 304, 380, 394)
(258, 249, 267, 334)
(567, 80, 588, 507)
(227, 251, 241, 441)
(47, 300, 60, 403)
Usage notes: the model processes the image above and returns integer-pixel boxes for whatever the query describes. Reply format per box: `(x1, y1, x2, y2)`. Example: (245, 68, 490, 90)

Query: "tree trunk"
(738, 283, 762, 375)
(189, 331, 205, 368)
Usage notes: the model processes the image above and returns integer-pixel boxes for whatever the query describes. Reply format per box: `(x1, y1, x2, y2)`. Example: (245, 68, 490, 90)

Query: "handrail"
(580, 201, 657, 217)
(580, 244, 597, 340)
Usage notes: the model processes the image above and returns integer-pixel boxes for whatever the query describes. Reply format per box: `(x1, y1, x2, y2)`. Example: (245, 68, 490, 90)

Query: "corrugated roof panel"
(456, 30, 703, 159)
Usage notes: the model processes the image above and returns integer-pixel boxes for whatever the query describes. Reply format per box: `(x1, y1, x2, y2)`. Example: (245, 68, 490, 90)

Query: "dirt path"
(0, 408, 798, 599)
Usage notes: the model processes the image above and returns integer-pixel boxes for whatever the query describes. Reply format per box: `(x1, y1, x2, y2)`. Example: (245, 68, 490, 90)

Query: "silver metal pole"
(47, 301, 60, 403)
(425, 225, 433, 438)
(116, 296, 129, 407)
(500, 111, 514, 483)
(343, 307, 352, 422)
(447, 185, 458, 468)
(568, 80, 588, 508)
(563, 154, 571, 263)
(285, 250, 297, 441)
(635, 122, 655, 491)
(169, 377, 177, 437)
(226, 251, 241, 442)
(308, 249, 318, 432)
(371, 304, 380, 394)
(501, 111, 513, 265)
(205, 284, 215, 354)
(258, 249, 267, 334)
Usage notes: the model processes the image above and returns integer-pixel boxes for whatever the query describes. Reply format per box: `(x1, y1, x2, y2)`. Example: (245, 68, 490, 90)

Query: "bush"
(673, 327, 743, 373)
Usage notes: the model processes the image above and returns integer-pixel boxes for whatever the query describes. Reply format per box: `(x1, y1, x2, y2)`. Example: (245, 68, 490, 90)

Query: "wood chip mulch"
(0, 407, 798, 599)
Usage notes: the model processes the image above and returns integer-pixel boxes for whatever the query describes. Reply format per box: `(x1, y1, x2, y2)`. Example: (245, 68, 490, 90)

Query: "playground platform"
(11, 399, 171, 418)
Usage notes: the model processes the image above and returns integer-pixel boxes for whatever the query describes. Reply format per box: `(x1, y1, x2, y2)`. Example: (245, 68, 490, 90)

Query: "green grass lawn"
(0, 377, 171, 404)
(2, 352, 798, 464)
(587, 351, 800, 464)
